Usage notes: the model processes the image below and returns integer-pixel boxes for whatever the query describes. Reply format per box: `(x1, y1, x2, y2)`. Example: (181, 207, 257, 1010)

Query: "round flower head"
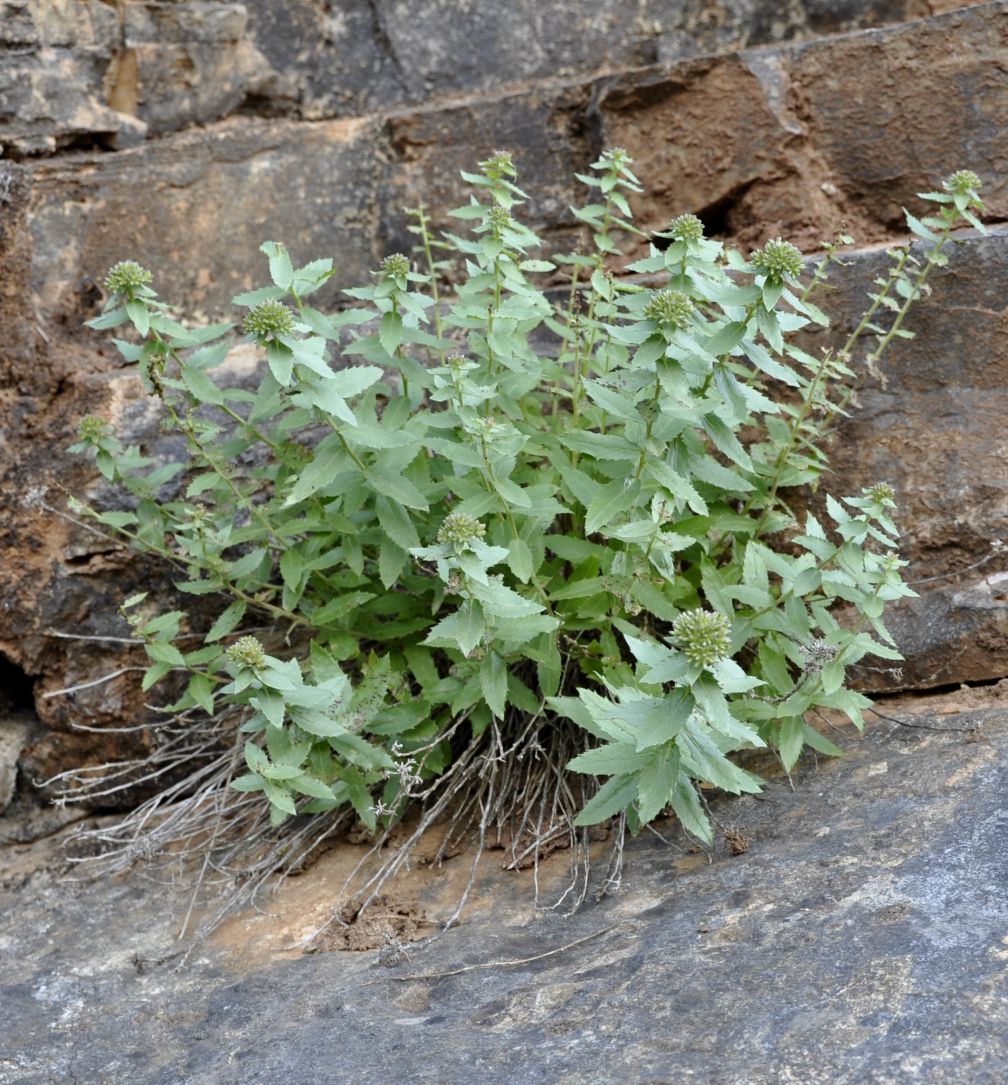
(104, 260, 152, 299)
(750, 238, 804, 283)
(77, 415, 109, 444)
(479, 150, 516, 182)
(672, 609, 732, 669)
(226, 635, 266, 671)
(379, 252, 411, 280)
(866, 481, 896, 506)
(437, 512, 486, 550)
(644, 289, 694, 330)
(243, 299, 295, 343)
(944, 170, 981, 197)
(664, 213, 705, 244)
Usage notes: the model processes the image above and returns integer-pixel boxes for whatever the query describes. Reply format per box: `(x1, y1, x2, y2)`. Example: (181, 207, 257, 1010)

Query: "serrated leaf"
(424, 600, 485, 656)
(574, 772, 639, 826)
(778, 715, 805, 772)
(363, 466, 428, 511)
(376, 496, 420, 551)
(582, 379, 645, 424)
(585, 479, 640, 535)
(479, 651, 508, 719)
(669, 774, 713, 843)
(506, 537, 534, 582)
(568, 743, 650, 776)
(206, 601, 246, 643)
(126, 299, 149, 337)
(262, 241, 294, 290)
(378, 538, 408, 588)
(379, 311, 403, 356)
(636, 745, 679, 824)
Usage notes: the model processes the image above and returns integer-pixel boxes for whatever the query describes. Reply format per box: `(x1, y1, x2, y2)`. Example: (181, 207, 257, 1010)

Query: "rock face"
(2, 693, 1006, 1083)
(1, 0, 1008, 781)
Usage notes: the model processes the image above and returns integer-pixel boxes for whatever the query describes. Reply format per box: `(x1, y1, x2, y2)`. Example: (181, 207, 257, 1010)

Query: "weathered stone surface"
(0, 1, 280, 156)
(599, 2, 1008, 248)
(3, 0, 1008, 787)
(24, 115, 383, 358)
(1, 694, 1006, 1083)
(816, 228, 1008, 576)
(796, 227, 1008, 689)
(0, 1, 976, 159)
(381, 83, 594, 254)
(243, 0, 965, 119)
(859, 575, 1008, 691)
(0, 715, 31, 811)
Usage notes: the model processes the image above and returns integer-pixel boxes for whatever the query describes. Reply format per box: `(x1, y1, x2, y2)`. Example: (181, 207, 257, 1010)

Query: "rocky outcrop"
(2, 693, 1006, 1083)
(0, 1, 969, 159)
(1, 1, 1007, 789)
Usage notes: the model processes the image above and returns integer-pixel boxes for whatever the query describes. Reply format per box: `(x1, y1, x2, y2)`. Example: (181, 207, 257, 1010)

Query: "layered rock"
(1, 1, 1006, 794)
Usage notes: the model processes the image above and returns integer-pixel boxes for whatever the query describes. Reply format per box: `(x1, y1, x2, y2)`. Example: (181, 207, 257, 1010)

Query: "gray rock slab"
(2, 693, 1006, 1084)
(0, 1, 957, 155)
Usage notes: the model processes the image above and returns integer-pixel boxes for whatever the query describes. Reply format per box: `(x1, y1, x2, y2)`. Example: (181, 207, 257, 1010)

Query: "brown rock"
(598, 2, 1008, 248)
(24, 116, 383, 345)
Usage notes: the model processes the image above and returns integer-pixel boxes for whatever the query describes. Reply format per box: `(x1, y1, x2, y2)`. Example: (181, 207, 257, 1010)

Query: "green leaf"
(179, 364, 223, 406)
(568, 743, 650, 776)
(187, 673, 215, 715)
(424, 601, 485, 656)
(376, 496, 420, 551)
(378, 538, 408, 588)
(290, 774, 336, 800)
(280, 548, 304, 589)
(126, 299, 149, 337)
(585, 479, 639, 535)
(329, 365, 384, 398)
(778, 715, 805, 772)
(284, 446, 354, 506)
(206, 601, 246, 643)
(267, 343, 293, 386)
(669, 775, 712, 844)
(480, 651, 508, 719)
(379, 311, 403, 356)
(262, 778, 296, 817)
(574, 773, 639, 826)
(636, 745, 680, 824)
(363, 467, 429, 511)
(582, 379, 645, 424)
(262, 241, 294, 290)
(506, 537, 534, 582)
(904, 209, 939, 242)
(145, 640, 185, 667)
(469, 579, 543, 619)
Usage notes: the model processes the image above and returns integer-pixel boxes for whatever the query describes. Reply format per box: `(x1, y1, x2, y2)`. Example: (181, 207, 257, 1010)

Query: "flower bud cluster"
(867, 482, 896, 506)
(437, 512, 486, 549)
(104, 260, 152, 299)
(672, 609, 732, 669)
(799, 638, 838, 674)
(77, 415, 110, 444)
(750, 238, 804, 283)
(379, 253, 411, 279)
(243, 299, 295, 343)
(479, 150, 516, 182)
(644, 289, 694, 330)
(226, 635, 266, 671)
(487, 204, 513, 237)
(665, 213, 705, 244)
(945, 170, 981, 196)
